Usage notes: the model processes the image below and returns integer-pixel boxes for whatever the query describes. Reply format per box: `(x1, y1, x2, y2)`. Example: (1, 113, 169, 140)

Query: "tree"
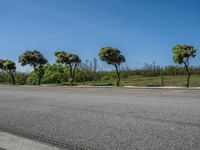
(99, 47, 125, 86)
(18, 50, 48, 85)
(0, 59, 16, 85)
(172, 44, 197, 88)
(54, 51, 81, 85)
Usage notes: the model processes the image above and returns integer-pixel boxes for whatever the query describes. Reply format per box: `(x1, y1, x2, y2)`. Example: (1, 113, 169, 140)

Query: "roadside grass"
(1, 75, 200, 87)
(62, 81, 113, 86)
(121, 75, 200, 87)
(73, 75, 200, 87)
(0, 82, 9, 85)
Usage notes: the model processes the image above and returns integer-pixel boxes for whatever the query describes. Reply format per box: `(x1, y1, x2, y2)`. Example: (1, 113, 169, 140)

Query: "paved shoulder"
(0, 132, 60, 150)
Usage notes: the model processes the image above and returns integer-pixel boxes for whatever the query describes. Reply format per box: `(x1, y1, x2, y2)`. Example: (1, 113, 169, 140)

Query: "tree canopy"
(173, 45, 196, 65)
(0, 59, 4, 69)
(99, 47, 125, 66)
(55, 51, 81, 65)
(19, 50, 48, 68)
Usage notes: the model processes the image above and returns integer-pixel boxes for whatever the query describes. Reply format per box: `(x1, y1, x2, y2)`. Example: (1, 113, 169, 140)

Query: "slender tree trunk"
(114, 65, 120, 87)
(184, 64, 190, 88)
(186, 67, 191, 88)
(10, 72, 15, 85)
(56, 79, 58, 85)
(69, 64, 73, 86)
(161, 67, 164, 86)
(6, 71, 15, 85)
(33, 67, 40, 86)
(8, 76, 11, 84)
(38, 76, 41, 86)
(186, 72, 191, 88)
(72, 64, 77, 84)
(36, 69, 44, 86)
(82, 71, 85, 85)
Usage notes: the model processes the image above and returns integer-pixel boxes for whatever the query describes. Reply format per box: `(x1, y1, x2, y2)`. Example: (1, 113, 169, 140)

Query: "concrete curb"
(124, 86, 200, 90)
(1, 84, 200, 90)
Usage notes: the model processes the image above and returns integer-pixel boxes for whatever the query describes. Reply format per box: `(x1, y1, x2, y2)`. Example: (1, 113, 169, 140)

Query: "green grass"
(122, 75, 200, 87)
(1, 75, 200, 87)
(62, 81, 113, 86)
(73, 75, 200, 87)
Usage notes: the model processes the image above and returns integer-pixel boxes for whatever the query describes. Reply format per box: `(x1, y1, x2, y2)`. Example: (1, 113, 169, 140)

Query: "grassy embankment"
(1, 75, 200, 87)
(67, 75, 200, 87)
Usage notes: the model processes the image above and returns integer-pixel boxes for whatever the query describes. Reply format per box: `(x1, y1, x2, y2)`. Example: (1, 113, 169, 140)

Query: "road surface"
(0, 86, 200, 150)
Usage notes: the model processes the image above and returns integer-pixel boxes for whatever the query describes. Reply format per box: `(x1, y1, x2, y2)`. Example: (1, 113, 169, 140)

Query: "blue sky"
(0, 0, 199, 71)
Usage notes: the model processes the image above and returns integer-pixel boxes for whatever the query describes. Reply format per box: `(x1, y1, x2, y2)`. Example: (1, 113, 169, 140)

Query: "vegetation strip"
(0, 125, 95, 150)
(0, 45, 199, 87)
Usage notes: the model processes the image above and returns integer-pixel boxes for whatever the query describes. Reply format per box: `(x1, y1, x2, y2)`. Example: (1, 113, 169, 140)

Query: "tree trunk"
(161, 67, 164, 86)
(69, 64, 73, 86)
(186, 70, 191, 88)
(114, 65, 120, 87)
(38, 76, 41, 86)
(10, 72, 15, 85)
(7, 71, 15, 85)
(72, 64, 77, 84)
(185, 65, 190, 88)
(82, 71, 85, 85)
(36, 71, 43, 86)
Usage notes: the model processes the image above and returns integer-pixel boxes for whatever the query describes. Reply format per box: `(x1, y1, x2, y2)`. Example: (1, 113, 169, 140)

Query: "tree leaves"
(172, 44, 196, 65)
(0, 59, 16, 72)
(54, 51, 81, 65)
(18, 50, 48, 68)
(99, 47, 125, 66)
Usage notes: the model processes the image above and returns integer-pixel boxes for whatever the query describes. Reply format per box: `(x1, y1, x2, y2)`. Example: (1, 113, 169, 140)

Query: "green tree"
(42, 64, 67, 84)
(99, 47, 125, 86)
(172, 44, 197, 88)
(18, 50, 48, 85)
(54, 51, 81, 85)
(0, 71, 8, 83)
(26, 71, 38, 85)
(0, 59, 16, 85)
(15, 72, 29, 85)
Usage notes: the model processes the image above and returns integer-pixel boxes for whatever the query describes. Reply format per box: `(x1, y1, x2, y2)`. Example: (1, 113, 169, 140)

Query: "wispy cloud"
(23, 33, 62, 45)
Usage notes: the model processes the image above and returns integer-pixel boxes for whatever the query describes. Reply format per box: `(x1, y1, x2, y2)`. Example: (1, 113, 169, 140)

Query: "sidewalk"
(0, 132, 60, 150)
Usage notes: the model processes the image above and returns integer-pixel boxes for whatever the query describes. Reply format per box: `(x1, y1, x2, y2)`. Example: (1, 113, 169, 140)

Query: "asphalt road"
(0, 86, 200, 150)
